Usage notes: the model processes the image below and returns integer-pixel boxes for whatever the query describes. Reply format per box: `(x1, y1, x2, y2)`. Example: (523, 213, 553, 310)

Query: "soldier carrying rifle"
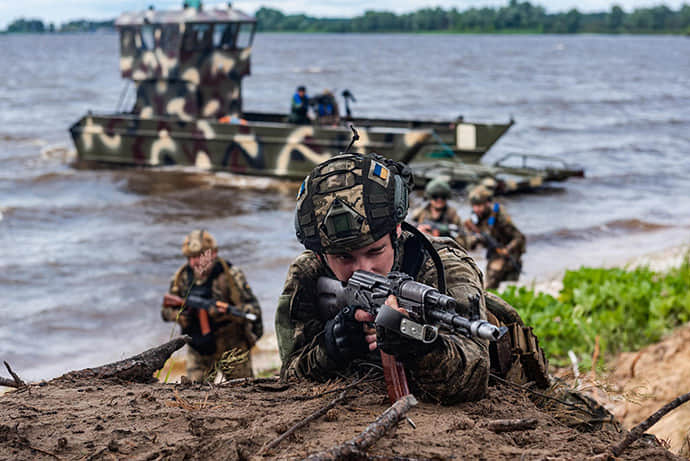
(162, 230, 263, 382)
(411, 177, 469, 249)
(464, 186, 526, 290)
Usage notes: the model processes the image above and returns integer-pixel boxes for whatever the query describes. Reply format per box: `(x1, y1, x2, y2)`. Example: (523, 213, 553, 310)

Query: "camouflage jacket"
(410, 204, 468, 248)
(161, 259, 263, 350)
(467, 204, 526, 261)
(275, 232, 490, 404)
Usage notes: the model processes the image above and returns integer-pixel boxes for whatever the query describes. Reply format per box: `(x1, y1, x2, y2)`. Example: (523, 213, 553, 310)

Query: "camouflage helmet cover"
(468, 185, 493, 205)
(424, 177, 451, 199)
(295, 153, 414, 253)
(182, 229, 218, 257)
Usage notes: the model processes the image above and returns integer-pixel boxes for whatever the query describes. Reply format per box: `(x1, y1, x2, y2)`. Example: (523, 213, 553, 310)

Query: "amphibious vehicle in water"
(69, 2, 582, 193)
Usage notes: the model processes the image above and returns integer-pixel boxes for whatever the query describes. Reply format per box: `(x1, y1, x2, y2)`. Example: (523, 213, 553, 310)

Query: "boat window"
(214, 23, 238, 49)
(182, 23, 213, 51)
(119, 27, 136, 52)
(141, 25, 155, 50)
(236, 23, 255, 48)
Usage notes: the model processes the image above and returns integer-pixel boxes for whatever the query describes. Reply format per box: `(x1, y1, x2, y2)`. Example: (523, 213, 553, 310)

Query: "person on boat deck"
(288, 85, 311, 124)
(411, 177, 469, 249)
(161, 230, 263, 382)
(315, 89, 340, 125)
(464, 186, 526, 290)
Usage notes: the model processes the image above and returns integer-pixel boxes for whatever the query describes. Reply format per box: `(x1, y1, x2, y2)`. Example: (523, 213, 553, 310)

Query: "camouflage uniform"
(276, 230, 490, 405)
(162, 232, 262, 382)
(410, 204, 469, 249)
(467, 203, 525, 290)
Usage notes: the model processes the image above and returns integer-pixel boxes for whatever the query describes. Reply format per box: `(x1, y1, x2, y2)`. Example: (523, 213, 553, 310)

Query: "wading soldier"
(276, 153, 491, 404)
(464, 186, 525, 290)
(411, 177, 469, 248)
(162, 230, 263, 381)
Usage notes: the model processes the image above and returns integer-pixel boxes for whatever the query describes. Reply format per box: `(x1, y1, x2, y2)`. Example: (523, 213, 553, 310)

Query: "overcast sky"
(1, 0, 686, 29)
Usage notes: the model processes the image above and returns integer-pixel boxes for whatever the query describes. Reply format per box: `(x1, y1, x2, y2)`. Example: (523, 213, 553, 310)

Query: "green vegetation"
(496, 254, 690, 370)
(256, 1, 690, 34)
(3, 1, 689, 34)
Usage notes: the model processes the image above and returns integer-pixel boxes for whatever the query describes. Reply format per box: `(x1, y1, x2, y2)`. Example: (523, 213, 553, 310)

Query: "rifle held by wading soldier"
(163, 292, 257, 336)
(421, 220, 462, 239)
(317, 270, 507, 401)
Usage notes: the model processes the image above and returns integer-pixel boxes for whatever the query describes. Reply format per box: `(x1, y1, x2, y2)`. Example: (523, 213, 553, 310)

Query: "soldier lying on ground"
(162, 230, 263, 382)
(275, 152, 617, 431)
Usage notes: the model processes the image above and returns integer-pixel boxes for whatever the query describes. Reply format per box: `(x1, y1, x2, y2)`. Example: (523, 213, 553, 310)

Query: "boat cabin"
(115, 2, 255, 120)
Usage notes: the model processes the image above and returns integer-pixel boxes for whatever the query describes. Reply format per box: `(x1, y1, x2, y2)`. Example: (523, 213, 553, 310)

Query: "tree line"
(256, 1, 690, 34)
(3, 1, 689, 34)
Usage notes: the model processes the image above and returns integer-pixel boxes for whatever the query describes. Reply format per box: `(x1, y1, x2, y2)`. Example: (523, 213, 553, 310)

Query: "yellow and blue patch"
(296, 177, 308, 201)
(372, 162, 389, 180)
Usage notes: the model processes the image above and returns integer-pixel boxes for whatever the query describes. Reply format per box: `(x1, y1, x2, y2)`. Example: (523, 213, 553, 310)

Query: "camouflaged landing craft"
(69, 3, 515, 181)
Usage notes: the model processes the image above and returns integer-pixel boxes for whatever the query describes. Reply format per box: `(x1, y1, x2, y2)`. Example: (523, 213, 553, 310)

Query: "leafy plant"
(496, 253, 690, 370)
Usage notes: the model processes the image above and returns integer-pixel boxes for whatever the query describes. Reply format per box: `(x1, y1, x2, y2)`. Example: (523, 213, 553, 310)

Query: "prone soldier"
(465, 185, 526, 290)
(162, 230, 263, 382)
(276, 153, 491, 404)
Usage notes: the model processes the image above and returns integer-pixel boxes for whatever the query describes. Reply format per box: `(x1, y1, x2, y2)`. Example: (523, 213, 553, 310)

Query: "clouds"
(1, 0, 686, 30)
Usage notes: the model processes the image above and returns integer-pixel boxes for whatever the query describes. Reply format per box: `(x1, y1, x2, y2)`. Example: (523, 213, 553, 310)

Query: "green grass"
(495, 253, 690, 370)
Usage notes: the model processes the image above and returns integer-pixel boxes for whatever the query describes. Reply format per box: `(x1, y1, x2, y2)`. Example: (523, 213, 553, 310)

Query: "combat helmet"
(295, 153, 414, 253)
(424, 177, 451, 200)
(182, 229, 218, 257)
(468, 185, 493, 205)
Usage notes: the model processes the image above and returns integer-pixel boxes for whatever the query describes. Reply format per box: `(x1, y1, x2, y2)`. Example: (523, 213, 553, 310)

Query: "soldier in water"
(276, 152, 491, 403)
(410, 177, 469, 248)
(464, 186, 525, 290)
(162, 230, 263, 381)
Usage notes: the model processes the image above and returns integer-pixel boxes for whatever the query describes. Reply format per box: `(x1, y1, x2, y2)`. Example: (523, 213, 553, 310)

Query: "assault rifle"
(317, 270, 506, 402)
(471, 230, 522, 274)
(163, 293, 257, 336)
(421, 220, 461, 239)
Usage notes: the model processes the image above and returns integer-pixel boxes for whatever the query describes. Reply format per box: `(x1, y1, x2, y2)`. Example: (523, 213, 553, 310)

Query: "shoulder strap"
(401, 221, 447, 294)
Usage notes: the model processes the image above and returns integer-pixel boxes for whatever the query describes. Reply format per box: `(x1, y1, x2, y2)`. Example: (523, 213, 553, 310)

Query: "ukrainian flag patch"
(296, 178, 307, 200)
(372, 163, 388, 180)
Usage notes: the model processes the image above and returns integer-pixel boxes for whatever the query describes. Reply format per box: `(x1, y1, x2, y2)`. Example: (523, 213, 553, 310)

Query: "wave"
(529, 218, 670, 244)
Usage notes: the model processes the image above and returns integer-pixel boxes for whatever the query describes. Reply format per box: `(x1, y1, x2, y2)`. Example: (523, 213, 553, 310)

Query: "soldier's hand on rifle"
(324, 306, 371, 362)
(418, 223, 433, 235)
(376, 295, 438, 362)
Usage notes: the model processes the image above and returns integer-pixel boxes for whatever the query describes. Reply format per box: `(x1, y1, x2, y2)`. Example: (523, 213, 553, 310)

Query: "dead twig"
(293, 370, 377, 401)
(0, 376, 22, 388)
(259, 389, 349, 455)
(4, 361, 27, 388)
(600, 390, 690, 459)
(307, 394, 418, 460)
(219, 376, 280, 387)
(485, 418, 538, 433)
(58, 336, 190, 383)
(27, 444, 62, 460)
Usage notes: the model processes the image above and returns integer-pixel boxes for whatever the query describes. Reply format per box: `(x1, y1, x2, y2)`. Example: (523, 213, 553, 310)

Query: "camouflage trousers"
(485, 256, 520, 290)
(186, 333, 254, 382)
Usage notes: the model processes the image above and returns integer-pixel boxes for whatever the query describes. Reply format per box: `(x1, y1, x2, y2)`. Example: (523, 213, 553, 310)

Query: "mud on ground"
(0, 370, 682, 461)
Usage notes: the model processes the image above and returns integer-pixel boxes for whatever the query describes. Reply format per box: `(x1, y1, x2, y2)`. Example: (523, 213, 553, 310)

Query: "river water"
(0, 32, 688, 381)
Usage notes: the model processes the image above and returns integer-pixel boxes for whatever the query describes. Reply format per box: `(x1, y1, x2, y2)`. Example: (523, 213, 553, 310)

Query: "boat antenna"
(343, 124, 360, 154)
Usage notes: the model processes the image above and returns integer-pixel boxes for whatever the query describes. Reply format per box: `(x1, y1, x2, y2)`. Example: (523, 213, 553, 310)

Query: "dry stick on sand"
(57, 336, 190, 383)
(595, 390, 690, 460)
(307, 394, 418, 460)
(259, 389, 349, 455)
(485, 418, 538, 433)
(3, 361, 27, 388)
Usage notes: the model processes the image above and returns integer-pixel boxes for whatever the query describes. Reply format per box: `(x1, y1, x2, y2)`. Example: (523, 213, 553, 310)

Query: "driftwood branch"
(57, 336, 190, 383)
(3, 361, 27, 388)
(604, 390, 690, 458)
(220, 376, 280, 386)
(485, 418, 538, 433)
(259, 389, 349, 455)
(0, 377, 22, 388)
(307, 394, 418, 460)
